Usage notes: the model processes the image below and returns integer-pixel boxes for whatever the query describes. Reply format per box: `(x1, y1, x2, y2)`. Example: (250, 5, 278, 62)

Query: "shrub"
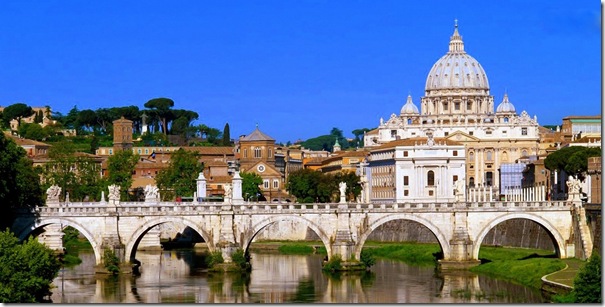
(573, 252, 601, 303)
(360, 249, 376, 268)
(103, 249, 120, 275)
(206, 251, 224, 268)
(322, 255, 342, 272)
(231, 249, 250, 270)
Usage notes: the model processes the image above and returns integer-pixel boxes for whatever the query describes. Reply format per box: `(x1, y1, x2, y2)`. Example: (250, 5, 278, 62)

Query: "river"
(50, 249, 544, 303)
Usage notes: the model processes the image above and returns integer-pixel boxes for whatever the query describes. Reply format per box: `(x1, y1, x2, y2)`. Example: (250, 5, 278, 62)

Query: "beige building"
(364, 24, 541, 190)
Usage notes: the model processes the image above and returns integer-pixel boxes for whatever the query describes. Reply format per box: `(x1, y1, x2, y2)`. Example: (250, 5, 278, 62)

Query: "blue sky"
(0, 1, 601, 144)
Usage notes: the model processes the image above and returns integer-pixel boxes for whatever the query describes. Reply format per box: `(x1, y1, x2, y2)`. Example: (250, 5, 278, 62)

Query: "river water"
(50, 249, 544, 303)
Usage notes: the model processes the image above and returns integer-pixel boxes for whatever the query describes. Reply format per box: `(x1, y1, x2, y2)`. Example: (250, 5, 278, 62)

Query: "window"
(263, 180, 269, 189)
(391, 130, 397, 138)
(407, 118, 412, 124)
(444, 132, 449, 136)
(404, 176, 409, 186)
(453, 150, 457, 156)
(486, 172, 493, 186)
(132, 170, 136, 175)
(429, 190, 434, 196)
(273, 179, 279, 188)
(404, 190, 409, 196)
(269, 149, 272, 158)
(467, 102, 472, 110)
(486, 131, 492, 135)
(504, 117, 509, 123)
(469, 177, 475, 187)
(455, 102, 460, 110)
(469, 152, 474, 161)
(137, 149, 142, 154)
(109, 149, 113, 155)
(469, 131, 474, 136)
(521, 128, 528, 135)
(443, 102, 448, 111)
(427, 171, 435, 186)
(486, 151, 493, 161)
(453, 175, 458, 182)
(254, 147, 262, 158)
(522, 149, 528, 157)
(404, 151, 408, 157)
(502, 151, 508, 162)
(244, 149, 248, 158)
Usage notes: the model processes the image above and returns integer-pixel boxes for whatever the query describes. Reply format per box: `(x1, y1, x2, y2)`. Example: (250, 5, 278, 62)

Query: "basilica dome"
(400, 94, 419, 115)
(496, 93, 516, 113)
(425, 25, 489, 91)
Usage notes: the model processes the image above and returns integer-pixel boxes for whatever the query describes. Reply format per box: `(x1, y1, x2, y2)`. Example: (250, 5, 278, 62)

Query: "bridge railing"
(27, 199, 570, 216)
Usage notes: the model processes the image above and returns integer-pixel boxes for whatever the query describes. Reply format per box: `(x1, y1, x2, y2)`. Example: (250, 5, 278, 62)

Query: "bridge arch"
(472, 213, 566, 259)
(16, 217, 102, 265)
(125, 217, 211, 262)
(243, 215, 333, 259)
(355, 214, 451, 261)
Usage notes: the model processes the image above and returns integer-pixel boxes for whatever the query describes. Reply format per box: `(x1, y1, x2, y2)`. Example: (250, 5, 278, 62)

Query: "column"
(231, 171, 244, 205)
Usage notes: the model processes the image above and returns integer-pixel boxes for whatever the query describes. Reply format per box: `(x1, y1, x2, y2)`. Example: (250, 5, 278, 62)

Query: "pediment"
(243, 161, 282, 177)
(446, 131, 480, 142)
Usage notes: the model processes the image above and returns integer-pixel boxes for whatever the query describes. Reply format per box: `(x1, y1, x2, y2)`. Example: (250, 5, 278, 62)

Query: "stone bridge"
(12, 196, 593, 272)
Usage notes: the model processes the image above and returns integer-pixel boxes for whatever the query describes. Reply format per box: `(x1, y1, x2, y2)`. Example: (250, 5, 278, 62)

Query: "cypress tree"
(222, 123, 231, 146)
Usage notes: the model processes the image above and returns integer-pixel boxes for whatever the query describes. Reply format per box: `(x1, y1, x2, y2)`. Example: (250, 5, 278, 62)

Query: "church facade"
(364, 23, 540, 202)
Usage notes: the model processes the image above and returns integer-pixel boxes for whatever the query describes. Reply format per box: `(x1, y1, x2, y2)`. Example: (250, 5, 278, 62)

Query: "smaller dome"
(400, 94, 420, 114)
(496, 93, 516, 113)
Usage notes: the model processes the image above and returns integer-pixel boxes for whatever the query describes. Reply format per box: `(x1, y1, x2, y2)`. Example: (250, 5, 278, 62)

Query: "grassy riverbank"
(253, 240, 574, 290)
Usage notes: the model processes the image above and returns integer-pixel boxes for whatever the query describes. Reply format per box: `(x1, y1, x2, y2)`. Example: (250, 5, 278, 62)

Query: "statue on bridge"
(108, 185, 120, 203)
(339, 182, 347, 204)
(454, 178, 465, 202)
(566, 175, 582, 202)
(144, 185, 160, 203)
(223, 184, 232, 204)
(46, 185, 61, 205)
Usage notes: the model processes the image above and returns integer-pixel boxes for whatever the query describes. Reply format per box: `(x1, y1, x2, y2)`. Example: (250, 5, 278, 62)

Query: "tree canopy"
(0, 133, 44, 228)
(144, 97, 175, 135)
(106, 149, 139, 200)
(155, 149, 202, 200)
(241, 171, 262, 201)
(0, 230, 61, 303)
(544, 146, 601, 179)
(286, 169, 361, 203)
(2, 103, 34, 129)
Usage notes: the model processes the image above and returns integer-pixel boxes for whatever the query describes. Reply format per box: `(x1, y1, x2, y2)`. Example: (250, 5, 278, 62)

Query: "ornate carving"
(566, 176, 581, 194)
(144, 184, 159, 200)
(46, 185, 61, 202)
(108, 184, 120, 201)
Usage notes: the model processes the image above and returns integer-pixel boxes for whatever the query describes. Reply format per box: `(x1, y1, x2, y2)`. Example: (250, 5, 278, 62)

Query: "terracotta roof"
(183, 146, 234, 155)
(365, 129, 378, 135)
(6, 134, 51, 147)
(240, 127, 275, 141)
(572, 136, 601, 143)
(371, 137, 463, 151)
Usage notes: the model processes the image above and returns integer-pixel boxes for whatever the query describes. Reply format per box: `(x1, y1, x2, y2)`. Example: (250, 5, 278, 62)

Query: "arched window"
(427, 170, 435, 186)
(521, 149, 528, 157)
(502, 151, 508, 162)
(469, 177, 475, 188)
(407, 118, 412, 125)
(504, 117, 509, 123)
(469, 152, 474, 161)
(486, 151, 493, 161)
(254, 147, 262, 158)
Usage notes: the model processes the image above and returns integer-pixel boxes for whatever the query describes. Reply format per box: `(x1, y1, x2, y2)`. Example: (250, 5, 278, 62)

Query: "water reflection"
(51, 250, 543, 303)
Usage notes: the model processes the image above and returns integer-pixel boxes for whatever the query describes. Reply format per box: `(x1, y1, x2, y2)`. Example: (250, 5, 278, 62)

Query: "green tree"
(335, 171, 362, 201)
(572, 252, 601, 303)
(144, 97, 175, 135)
(106, 149, 139, 200)
(545, 146, 601, 180)
(0, 230, 61, 303)
(301, 135, 336, 152)
(287, 169, 324, 203)
(155, 149, 202, 200)
(18, 123, 48, 141)
(2, 103, 34, 130)
(0, 133, 44, 228)
(42, 140, 106, 202)
(222, 122, 231, 146)
(241, 171, 262, 201)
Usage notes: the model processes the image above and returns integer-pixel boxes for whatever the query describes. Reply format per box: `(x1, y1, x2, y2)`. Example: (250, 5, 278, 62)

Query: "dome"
(400, 94, 419, 114)
(496, 93, 516, 113)
(425, 25, 489, 91)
